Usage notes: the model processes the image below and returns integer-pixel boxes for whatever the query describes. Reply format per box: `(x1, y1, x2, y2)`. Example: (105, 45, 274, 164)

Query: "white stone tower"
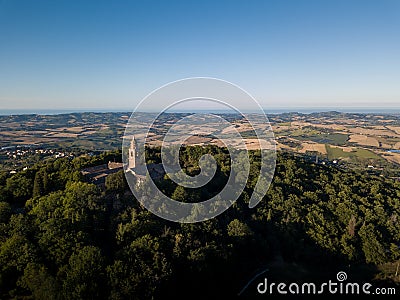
(128, 136, 136, 169)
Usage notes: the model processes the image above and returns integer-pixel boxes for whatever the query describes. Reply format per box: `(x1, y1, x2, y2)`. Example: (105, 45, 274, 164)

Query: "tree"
(107, 235, 171, 299)
(19, 263, 60, 300)
(105, 170, 127, 193)
(1, 145, 400, 299)
(0, 186, 11, 203)
(227, 219, 253, 238)
(6, 174, 33, 202)
(0, 234, 39, 292)
(62, 182, 105, 228)
(359, 223, 387, 264)
(0, 202, 11, 223)
(171, 185, 187, 202)
(33, 170, 49, 198)
(63, 246, 106, 300)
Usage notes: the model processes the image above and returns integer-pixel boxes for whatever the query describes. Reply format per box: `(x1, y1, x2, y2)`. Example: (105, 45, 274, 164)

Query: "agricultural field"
(1, 111, 400, 173)
(0, 112, 128, 150)
(348, 134, 380, 147)
(326, 145, 382, 160)
(269, 111, 400, 171)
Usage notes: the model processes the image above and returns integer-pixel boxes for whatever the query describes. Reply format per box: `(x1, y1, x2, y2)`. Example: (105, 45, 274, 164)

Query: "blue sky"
(0, 0, 399, 111)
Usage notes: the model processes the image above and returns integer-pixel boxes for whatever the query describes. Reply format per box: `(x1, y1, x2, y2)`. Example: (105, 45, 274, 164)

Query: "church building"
(126, 136, 165, 184)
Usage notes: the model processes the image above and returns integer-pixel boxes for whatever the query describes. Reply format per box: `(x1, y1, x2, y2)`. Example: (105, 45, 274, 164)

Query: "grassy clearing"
(290, 128, 320, 137)
(295, 132, 349, 145)
(326, 145, 381, 160)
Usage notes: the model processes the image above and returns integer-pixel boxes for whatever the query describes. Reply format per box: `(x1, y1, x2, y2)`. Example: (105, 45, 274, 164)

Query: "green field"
(294, 132, 349, 145)
(326, 145, 381, 160)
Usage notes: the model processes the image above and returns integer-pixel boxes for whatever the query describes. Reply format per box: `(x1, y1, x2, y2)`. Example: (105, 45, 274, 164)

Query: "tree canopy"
(0, 147, 399, 299)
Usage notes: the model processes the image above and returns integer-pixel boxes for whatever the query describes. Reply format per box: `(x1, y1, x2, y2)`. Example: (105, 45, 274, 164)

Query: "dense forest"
(0, 147, 399, 299)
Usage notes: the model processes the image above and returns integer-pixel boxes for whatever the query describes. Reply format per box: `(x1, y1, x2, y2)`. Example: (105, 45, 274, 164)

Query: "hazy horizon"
(1, 106, 400, 116)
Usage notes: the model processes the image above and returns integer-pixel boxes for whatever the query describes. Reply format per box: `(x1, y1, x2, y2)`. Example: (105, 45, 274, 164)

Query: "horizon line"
(1, 107, 400, 116)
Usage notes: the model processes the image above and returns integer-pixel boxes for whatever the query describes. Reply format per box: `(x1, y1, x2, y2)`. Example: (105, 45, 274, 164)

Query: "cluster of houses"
(2, 145, 75, 174)
(2, 146, 72, 160)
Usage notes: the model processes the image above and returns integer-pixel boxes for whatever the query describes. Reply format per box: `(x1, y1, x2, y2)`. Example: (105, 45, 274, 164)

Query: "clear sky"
(0, 0, 399, 111)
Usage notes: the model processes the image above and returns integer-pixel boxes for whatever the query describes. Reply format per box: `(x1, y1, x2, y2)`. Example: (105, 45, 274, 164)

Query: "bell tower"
(128, 136, 136, 169)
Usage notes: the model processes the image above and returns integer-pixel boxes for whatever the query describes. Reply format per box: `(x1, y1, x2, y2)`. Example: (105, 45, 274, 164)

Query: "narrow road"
(238, 268, 269, 296)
